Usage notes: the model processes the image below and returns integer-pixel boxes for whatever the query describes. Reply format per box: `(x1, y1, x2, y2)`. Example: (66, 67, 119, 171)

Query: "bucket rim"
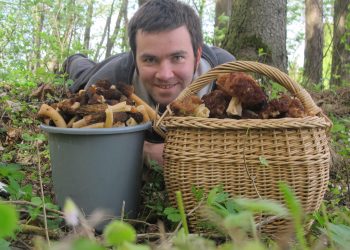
(40, 122, 152, 135)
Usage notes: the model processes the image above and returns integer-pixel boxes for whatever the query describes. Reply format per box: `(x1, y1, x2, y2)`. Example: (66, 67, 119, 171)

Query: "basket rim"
(161, 115, 332, 130)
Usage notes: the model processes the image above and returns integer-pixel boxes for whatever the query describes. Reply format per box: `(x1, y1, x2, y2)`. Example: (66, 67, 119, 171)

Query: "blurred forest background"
(0, 0, 349, 89)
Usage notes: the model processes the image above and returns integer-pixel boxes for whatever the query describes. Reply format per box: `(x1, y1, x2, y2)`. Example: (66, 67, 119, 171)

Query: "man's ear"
(195, 47, 203, 68)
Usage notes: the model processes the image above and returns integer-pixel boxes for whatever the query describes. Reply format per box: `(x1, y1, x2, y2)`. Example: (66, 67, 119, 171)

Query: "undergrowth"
(1, 80, 350, 249)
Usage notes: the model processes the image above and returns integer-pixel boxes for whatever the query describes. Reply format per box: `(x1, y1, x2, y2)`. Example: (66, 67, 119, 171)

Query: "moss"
(231, 35, 273, 62)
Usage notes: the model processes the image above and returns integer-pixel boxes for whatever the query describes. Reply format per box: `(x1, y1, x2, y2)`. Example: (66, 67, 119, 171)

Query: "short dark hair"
(128, 0, 203, 59)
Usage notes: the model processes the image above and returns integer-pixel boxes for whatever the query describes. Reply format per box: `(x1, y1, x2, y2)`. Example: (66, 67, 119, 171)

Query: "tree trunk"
(222, 0, 288, 72)
(94, 0, 115, 61)
(84, 0, 94, 50)
(304, 0, 324, 86)
(105, 0, 128, 58)
(215, 0, 232, 27)
(330, 0, 350, 86)
(138, 0, 147, 6)
(32, 3, 45, 72)
(214, 0, 232, 46)
(121, 1, 129, 52)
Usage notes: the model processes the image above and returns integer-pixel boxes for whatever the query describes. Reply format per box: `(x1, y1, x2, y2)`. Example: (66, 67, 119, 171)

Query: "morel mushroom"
(259, 94, 306, 119)
(170, 95, 210, 117)
(216, 72, 267, 118)
(201, 89, 231, 118)
(117, 82, 159, 121)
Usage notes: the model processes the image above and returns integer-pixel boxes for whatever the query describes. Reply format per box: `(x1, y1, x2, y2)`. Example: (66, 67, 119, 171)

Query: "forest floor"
(1, 82, 350, 249)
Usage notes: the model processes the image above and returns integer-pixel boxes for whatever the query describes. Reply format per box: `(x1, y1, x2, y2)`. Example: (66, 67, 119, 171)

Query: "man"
(63, 0, 235, 166)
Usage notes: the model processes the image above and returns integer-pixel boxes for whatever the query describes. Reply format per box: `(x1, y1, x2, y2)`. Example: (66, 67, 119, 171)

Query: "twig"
(243, 128, 261, 199)
(36, 143, 50, 246)
(121, 200, 125, 221)
(17, 209, 63, 219)
(19, 224, 63, 239)
(255, 215, 281, 230)
(14, 237, 32, 250)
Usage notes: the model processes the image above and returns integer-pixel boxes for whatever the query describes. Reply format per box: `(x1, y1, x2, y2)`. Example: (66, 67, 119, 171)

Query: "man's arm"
(143, 141, 164, 167)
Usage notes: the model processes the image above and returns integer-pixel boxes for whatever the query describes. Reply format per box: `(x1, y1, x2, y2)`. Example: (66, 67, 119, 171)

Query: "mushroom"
(38, 104, 67, 128)
(117, 83, 159, 121)
(216, 72, 267, 118)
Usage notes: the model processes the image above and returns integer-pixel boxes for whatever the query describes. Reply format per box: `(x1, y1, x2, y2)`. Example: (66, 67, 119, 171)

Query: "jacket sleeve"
(211, 46, 236, 65)
(68, 52, 135, 93)
(85, 52, 135, 89)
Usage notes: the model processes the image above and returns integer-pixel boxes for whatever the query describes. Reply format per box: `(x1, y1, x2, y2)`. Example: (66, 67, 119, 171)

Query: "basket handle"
(155, 61, 328, 135)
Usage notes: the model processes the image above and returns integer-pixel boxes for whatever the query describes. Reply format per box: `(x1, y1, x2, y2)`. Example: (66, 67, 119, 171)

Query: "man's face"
(135, 25, 201, 107)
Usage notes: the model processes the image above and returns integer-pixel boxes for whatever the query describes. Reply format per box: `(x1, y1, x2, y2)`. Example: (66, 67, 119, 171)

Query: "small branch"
(17, 209, 63, 220)
(255, 215, 281, 230)
(36, 143, 50, 246)
(19, 224, 63, 239)
(243, 128, 261, 199)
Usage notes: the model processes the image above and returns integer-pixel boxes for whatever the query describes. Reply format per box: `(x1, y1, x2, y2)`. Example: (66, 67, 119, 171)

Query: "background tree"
(94, 0, 116, 61)
(222, 0, 288, 72)
(32, 3, 45, 72)
(121, 1, 129, 51)
(214, 0, 232, 46)
(84, 0, 95, 51)
(138, 0, 147, 6)
(105, 0, 129, 58)
(330, 0, 350, 86)
(304, 0, 324, 86)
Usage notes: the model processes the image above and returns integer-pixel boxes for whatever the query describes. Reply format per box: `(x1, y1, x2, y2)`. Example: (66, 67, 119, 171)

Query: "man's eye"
(173, 55, 185, 62)
(143, 57, 156, 63)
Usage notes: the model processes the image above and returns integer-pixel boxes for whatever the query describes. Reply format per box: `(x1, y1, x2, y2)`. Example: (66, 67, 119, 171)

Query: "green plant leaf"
(326, 223, 350, 249)
(0, 239, 11, 250)
(191, 185, 205, 202)
(223, 211, 254, 232)
(163, 207, 181, 222)
(234, 198, 288, 217)
(259, 156, 269, 167)
(71, 238, 105, 250)
(241, 241, 267, 250)
(0, 203, 19, 238)
(279, 182, 308, 250)
(120, 242, 151, 250)
(31, 196, 43, 206)
(103, 220, 136, 247)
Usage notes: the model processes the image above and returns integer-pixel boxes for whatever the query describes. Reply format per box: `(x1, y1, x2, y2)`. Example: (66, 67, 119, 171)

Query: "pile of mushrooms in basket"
(37, 80, 156, 128)
(37, 72, 308, 128)
(169, 72, 307, 119)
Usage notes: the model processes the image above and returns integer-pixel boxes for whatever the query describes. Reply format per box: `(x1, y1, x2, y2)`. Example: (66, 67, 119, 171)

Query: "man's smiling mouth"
(154, 83, 177, 89)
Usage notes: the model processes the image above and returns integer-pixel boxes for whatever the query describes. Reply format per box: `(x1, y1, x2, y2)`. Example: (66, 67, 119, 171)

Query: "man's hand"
(143, 141, 164, 167)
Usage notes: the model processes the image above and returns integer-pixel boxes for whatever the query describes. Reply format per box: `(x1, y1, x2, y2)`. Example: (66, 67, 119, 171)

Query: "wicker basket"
(155, 61, 332, 236)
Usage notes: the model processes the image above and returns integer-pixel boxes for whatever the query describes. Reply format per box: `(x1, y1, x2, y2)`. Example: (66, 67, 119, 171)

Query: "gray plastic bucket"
(41, 123, 151, 229)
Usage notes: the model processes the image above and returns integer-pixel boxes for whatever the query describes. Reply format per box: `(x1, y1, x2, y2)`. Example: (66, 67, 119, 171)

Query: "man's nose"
(155, 61, 174, 81)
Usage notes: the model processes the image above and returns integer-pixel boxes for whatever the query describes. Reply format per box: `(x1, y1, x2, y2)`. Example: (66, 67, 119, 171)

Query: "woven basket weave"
(155, 61, 331, 236)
